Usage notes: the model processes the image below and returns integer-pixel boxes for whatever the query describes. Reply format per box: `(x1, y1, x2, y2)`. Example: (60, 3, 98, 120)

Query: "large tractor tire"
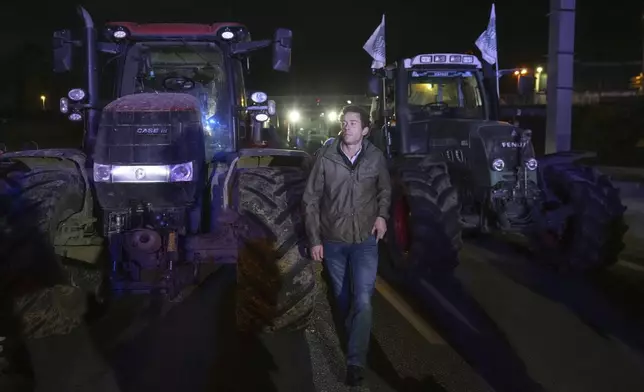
(387, 159, 463, 276)
(0, 159, 86, 330)
(235, 166, 316, 333)
(535, 163, 627, 272)
(0, 159, 121, 391)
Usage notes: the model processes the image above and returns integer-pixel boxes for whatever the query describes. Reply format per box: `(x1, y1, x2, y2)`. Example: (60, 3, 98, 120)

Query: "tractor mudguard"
(1, 149, 94, 221)
(538, 150, 597, 170)
(234, 148, 313, 173)
(238, 147, 311, 159)
(530, 151, 627, 271)
(537, 150, 603, 200)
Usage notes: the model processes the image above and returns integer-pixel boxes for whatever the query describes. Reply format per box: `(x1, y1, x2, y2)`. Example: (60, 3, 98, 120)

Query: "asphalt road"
(5, 220, 644, 392)
(87, 262, 491, 392)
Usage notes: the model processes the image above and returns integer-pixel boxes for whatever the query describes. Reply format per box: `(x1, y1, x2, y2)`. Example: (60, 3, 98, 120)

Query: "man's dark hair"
(341, 105, 370, 129)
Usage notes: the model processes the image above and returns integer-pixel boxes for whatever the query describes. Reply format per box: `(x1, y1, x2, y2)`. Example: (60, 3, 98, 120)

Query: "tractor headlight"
(492, 158, 505, 172)
(525, 158, 538, 171)
(169, 162, 194, 182)
(68, 112, 82, 121)
(93, 162, 194, 183)
(220, 30, 235, 40)
(60, 98, 69, 114)
(250, 91, 268, 104)
(68, 88, 86, 101)
(93, 164, 112, 182)
(113, 28, 128, 39)
(267, 100, 276, 116)
(255, 113, 269, 122)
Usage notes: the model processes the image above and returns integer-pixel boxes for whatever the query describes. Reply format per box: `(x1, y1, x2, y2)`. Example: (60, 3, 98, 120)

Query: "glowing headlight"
(288, 110, 301, 123)
(113, 30, 127, 39)
(93, 164, 111, 182)
(255, 113, 269, 122)
(169, 162, 193, 182)
(492, 158, 505, 172)
(221, 31, 234, 40)
(60, 98, 69, 114)
(525, 158, 538, 171)
(93, 162, 194, 183)
(68, 112, 82, 121)
(250, 92, 268, 104)
(267, 100, 276, 116)
(327, 111, 338, 122)
(68, 88, 86, 101)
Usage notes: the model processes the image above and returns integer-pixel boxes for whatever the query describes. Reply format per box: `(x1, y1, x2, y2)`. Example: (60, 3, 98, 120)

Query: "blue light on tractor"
(203, 115, 220, 132)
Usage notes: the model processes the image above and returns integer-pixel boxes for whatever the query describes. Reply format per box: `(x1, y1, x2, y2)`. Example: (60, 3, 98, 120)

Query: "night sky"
(1, 0, 642, 96)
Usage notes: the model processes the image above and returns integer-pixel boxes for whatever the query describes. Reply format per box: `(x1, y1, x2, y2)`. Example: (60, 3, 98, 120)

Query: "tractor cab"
(53, 11, 291, 162)
(368, 53, 507, 157)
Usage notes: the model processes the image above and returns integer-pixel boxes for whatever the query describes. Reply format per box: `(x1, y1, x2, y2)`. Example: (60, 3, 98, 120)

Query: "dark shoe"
(345, 365, 364, 387)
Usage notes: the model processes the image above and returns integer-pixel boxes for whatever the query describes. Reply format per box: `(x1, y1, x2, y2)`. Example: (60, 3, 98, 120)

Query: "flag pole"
(381, 14, 387, 115)
(495, 58, 500, 98)
(495, 4, 500, 99)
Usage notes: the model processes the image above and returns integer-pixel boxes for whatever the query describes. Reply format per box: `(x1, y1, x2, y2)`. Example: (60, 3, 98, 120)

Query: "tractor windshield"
(129, 42, 233, 157)
(407, 70, 485, 120)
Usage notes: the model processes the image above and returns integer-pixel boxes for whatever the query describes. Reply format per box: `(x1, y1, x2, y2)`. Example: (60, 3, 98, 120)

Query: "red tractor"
(0, 6, 316, 333)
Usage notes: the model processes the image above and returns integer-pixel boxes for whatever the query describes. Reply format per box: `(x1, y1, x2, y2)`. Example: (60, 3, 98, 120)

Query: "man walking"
(303, 105, 391, 386)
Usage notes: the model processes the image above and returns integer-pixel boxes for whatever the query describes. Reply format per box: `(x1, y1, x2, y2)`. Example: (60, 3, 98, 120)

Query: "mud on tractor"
(0, 6, 315, 332)
(369, 53, 627, 274)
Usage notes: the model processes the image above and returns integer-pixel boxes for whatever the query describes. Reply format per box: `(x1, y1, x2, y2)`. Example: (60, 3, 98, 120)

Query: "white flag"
(363, 15, 386, 69)
(475, 4, 497, 65)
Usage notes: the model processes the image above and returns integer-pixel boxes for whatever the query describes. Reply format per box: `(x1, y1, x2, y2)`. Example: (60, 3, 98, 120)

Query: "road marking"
(617, 260, 644, 273)
(375, 276, 446, 345)
(418, 278, 480, 333)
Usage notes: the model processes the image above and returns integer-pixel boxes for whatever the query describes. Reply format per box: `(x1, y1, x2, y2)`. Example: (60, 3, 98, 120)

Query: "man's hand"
(310, 245, 324, 261)
(372, 217, 387, 241)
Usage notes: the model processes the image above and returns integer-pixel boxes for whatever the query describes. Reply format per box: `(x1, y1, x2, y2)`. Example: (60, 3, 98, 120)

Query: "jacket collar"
(325, 138, 373, 167)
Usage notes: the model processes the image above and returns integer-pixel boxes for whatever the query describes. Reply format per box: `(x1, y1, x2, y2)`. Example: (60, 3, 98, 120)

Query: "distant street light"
(515, 69, 528, 91)
(40, 95, 46, 110)
(535, 67, 544, 92)
(288, 110, 301, 123)
(346, 100, 352, 104)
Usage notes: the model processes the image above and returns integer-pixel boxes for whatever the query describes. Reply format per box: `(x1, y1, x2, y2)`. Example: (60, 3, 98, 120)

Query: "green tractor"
(0, 6, 316, 334)
(369, 53, 627, 274)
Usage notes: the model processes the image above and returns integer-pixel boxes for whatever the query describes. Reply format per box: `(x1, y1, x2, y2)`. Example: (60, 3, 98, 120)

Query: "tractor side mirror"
(367, 74, 381, 97)
(272, 28, 292, 73)
(53, 30, 73, 73)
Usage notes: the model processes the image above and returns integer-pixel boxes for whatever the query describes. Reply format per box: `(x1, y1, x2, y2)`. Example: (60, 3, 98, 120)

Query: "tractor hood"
(92, 92, 207, 209)
(475, 122, 536, 170)
(408, 118, 534, 157)
(408, 118, 482, 153)
(94, 92, 206, 166)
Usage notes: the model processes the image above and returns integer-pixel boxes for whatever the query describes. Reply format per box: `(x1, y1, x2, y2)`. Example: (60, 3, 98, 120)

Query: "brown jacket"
(303, 138, 391, 246)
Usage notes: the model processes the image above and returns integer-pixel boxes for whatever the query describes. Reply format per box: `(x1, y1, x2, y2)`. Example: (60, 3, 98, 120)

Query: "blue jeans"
(323, 235, 379, 368)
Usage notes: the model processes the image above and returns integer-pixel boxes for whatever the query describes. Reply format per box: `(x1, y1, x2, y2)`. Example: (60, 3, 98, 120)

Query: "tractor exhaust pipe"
(77, 6, 100, 152)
